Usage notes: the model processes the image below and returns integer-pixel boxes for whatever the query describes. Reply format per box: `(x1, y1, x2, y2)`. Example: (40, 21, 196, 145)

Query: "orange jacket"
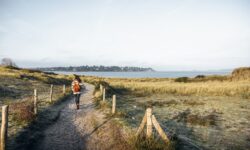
(71, 79, 81, 94)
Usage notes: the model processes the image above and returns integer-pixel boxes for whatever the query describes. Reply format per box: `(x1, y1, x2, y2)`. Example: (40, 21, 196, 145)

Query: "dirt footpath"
(36, 83, 118, 150)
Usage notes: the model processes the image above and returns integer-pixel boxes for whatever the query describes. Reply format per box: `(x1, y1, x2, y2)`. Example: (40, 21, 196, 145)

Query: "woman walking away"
(71, 75, 82, 110)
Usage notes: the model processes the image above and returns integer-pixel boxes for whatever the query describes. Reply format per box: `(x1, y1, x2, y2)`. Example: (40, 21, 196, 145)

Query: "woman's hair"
(74, 75, 81, 82)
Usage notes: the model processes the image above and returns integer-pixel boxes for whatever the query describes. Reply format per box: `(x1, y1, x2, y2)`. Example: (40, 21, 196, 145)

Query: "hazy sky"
(0, 0, 249, 71)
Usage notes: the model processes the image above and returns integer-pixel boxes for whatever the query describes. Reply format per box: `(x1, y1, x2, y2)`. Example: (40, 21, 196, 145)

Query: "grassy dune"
(1, 66, 249, 149)
(0, 66, 73, 149)
(108, 79, 249, 97)
(83, 68, 250, 98)
(83, 67, 250, 149)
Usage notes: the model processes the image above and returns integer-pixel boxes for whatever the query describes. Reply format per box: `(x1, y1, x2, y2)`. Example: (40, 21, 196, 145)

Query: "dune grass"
(1, 66, 248, 149)
(82, 68, 250, 98)
(108, 79, 250, 98)
(82, 67, 250, 149)
(0, 66, 73, 149)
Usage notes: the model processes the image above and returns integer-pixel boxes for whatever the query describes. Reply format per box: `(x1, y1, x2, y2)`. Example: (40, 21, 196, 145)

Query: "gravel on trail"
(36, 83, 109, 150)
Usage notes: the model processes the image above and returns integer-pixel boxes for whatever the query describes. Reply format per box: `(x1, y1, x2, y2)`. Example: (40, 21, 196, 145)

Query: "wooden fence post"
(146, 108, 152, 138)
(103, 88, 106, 101)
(1, 105, 9, 150)
(136, 108, 170, 144)
(136, 113, 147, 136)
(34, 89, 38, 115)
(50, 84, 53, 103)
(152, 115, 170, 144)
(63, 84, 66, 95)
(100, 85, 103, 94)
(112, 95, 116, 114)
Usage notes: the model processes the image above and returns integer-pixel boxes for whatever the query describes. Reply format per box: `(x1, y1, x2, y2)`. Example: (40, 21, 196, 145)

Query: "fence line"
(98, 84, 172, 146)
(98, 84, 205, 149)
(0, 84, 69, 150)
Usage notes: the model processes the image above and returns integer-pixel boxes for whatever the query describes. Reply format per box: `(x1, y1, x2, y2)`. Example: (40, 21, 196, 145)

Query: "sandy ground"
(36, 83, 113, 150)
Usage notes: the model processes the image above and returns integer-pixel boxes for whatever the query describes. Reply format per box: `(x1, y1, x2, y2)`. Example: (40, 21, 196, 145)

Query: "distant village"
(36, 65, 155, 72)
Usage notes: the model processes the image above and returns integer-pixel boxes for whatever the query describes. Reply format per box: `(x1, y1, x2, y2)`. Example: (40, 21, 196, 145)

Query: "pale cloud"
(0, 0, 249, 70)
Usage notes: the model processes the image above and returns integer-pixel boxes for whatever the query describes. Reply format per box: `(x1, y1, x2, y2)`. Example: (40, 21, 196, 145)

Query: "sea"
(52, 70, 231, 78)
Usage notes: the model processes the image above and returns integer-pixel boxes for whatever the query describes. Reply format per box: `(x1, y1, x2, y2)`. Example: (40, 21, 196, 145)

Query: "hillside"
(82, 67, 250, 150)
(36, 65, 155, 72)
(231, 67, 250, 80)
(0, 66, 76, 149)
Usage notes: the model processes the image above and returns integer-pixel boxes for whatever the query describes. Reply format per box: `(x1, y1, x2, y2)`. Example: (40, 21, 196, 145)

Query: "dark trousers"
(74, 94, 81, 105)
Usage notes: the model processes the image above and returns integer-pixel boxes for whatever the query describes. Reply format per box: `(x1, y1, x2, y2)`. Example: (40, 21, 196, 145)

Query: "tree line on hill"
(36, 65, 155, 72)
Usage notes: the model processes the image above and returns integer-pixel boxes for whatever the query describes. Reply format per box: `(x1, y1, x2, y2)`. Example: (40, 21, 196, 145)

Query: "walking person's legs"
(74, 94, 80, 109)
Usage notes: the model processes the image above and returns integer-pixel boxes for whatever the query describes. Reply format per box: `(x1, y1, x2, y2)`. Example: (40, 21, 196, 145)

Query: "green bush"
(195, 75, 205, 79)
(174, 77, 189, 83)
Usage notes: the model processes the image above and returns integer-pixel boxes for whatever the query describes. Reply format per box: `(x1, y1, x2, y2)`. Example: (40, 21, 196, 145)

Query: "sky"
(0, 0, 249, 71)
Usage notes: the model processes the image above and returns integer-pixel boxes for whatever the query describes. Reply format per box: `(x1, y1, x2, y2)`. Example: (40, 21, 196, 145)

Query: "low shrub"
(173, 109, 218, 126)
(195, 75, 205, 79)
(10, 100, 35, 124)
(183, 100, 204, 106)
(174, 77, 189, 83)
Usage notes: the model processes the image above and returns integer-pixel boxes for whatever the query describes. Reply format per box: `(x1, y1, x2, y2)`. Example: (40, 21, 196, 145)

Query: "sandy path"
(36, 83, 107, 150)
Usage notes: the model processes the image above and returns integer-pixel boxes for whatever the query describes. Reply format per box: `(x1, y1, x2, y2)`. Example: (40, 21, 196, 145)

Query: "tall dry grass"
(108, 80, 250, 97)
(0, 66, 73, 148)
(82, 67, 250, 98)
